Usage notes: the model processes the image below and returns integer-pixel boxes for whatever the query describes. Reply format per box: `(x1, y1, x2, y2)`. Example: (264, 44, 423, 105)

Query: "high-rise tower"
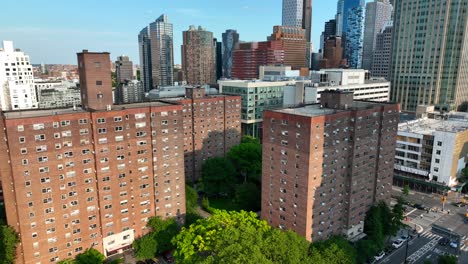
(362, 0, 393, 70)
(181, 26, 215, 85)
(0, 41, 38, 110)
(391, 0, 468, 111)
(138, 14, 174, 91)
(221, 30, 240, 78)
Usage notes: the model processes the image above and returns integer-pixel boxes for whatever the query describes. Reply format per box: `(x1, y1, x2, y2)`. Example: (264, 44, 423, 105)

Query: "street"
(384, 187, 468, 263)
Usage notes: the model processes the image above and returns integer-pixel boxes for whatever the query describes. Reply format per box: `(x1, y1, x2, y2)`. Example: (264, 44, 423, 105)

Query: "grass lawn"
(209, 197, 243, 211)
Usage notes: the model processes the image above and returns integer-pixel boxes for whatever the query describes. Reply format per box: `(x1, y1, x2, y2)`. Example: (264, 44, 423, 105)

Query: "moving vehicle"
(374, 251, 385, 261)
(450, 241, 458, 249)
(414, 203, 426, 210)
(400, 235, 410, 242)
(392, 239, 405, 249)
(439, 237, 450, 246)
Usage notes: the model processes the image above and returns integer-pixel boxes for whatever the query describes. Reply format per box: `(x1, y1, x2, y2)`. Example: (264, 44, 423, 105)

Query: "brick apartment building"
(0, 51, 186, 263)
(261, 91, 399, 242)
(161, 87, 241, 182)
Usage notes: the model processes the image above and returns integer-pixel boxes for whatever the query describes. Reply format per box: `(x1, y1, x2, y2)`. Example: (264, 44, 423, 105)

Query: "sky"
(0, 0, 368, 65)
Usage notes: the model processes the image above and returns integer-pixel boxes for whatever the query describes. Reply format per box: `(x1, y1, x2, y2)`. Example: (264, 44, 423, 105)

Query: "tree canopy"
(438, 254, 458, 264)
(185, 184, 199, 212)
(75, 248, 105, 264)
(133, 217, 180, 259)
(200, 157, 237, 197)
(0, 225, 19, 264)
(227, 139, 262, 183)
(172, 210, 356, 264)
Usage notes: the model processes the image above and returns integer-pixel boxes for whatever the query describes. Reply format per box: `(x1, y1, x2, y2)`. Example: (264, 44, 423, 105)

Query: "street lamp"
(404, 229, 410, 264)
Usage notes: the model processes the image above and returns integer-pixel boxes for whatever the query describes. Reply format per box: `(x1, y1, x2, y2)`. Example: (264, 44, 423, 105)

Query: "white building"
(395, 113, 468, 190)
(35, 80, 81, 109)
(0, 41, 38, 110)
(309, 69, 390, 103)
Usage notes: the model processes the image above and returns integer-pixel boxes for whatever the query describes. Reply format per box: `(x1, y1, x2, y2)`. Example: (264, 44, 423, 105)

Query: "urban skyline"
(0, 0, 374, 65)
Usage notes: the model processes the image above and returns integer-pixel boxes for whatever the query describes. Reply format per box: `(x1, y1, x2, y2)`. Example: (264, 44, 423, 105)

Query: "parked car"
(392, 239, 405, 249)
(414, 203, 426, 210)
(453, 202, 466, 208)
(374, 251, 386, 261)
(439, 237, 450, 246)
(450, 241, 458, 248)
(400, 235, 410, 242)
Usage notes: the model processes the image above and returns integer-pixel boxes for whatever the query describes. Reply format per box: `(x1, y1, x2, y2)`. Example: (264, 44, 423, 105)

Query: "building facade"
(138, 14, 174, 91)
(261, 91, 399, 242)
(161, 88, 242, 181)
(35, 80, 81, 109)
(391, 0, 468, 112)
(371, 22, 393, 79)
(115, 80, 144, 104)
(214, 39, 222, 81)
(320, 19, 337, 51)
(115, 56, 134, 84)
(270, 26, 308, 70)
(181, 26, 215, 85)
(232, 41, 285, 80)
(394, 113, 468, 192)
(219, 80, 289, 138)
(221, 30, 240, 78)
(319, 36, 346, 69)
(138, 27, 152, 92)
(0, 51, 186, 264)
(0, 40, 38, 110)
(362, 0, 393, 70)
(282, 0, 312, 43)
(345, 5, 365, 68)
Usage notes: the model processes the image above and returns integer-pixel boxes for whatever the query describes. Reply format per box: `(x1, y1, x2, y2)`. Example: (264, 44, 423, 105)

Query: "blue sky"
(0, 0, 367, 65)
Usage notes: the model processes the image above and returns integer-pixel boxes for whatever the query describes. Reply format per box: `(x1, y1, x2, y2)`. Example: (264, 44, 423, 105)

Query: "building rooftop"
(398, 117, 468, 134)
(3, 101, 174, 119)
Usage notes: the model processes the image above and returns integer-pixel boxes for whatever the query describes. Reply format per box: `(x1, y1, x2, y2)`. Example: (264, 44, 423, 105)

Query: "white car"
(374, 251, 386, 261)
(392, 239, 405, 248)
(450, 241, 458, 248)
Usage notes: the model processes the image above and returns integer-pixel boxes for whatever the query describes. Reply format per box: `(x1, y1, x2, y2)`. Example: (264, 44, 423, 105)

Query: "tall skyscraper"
(0, 40, 38, 110)
(282, 0, 312, 43)
(214, 38, 222, 81)
(115, 55, 134, 84)
(391, 0, 468, 111)
(345, 5, 365, 68)
(335, 0, 345, 36)
(371, 22, 393, 79)
(181, 26, 215, 85)
(138, 14, 174, 91)
(261, 91, 399, 241)
(282, 0, 312, 67)
(362, 0, 393, 70)
(270, 26, 307, 70)
(138, 27, 152, 92)
(222, 30, 240, 78)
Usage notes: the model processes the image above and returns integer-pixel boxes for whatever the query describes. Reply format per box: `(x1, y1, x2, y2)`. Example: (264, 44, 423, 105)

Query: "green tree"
(392, 197, 405, 230)
(355, 239, 378, 263)
(364, 206, 385, 250)
(172, 210, 271, 264)
(227, 141, 262, 183)
(234, 182, 261, 212)
(402, 185, 410, 197)
(241, 135, 260, 145)
(185, 184, 199, 212)
(309, 236, 356, 264)
(133, 217, 180, 259)
(438, 254, 458, 264)
(75, 248, 105, 264)
(200, 157, 237, 197)
(0, 225, 19, 264)
(133, 233, 158, 259)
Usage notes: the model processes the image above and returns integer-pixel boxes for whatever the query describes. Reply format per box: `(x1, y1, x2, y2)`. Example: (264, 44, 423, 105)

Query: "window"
(161, 120, 168, 125)
(35, 134, 46, 141)
(19, 137, 25, 143)
(114, 116, 122, 122)
(96, 80, 102, 86)
(437, 141, 442, 146)
(435, 159, 440, 164)
(97, 118, 106, 124)
(61, 120, 70, 127)
(79, 119, 88, 124)
(17, 125, 24, 132)
(98, 128, 107, 134)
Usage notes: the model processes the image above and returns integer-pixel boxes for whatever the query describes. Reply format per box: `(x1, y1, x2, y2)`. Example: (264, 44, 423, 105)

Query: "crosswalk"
(406, 234, 441, 264)
(419, 231, 468, 252)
